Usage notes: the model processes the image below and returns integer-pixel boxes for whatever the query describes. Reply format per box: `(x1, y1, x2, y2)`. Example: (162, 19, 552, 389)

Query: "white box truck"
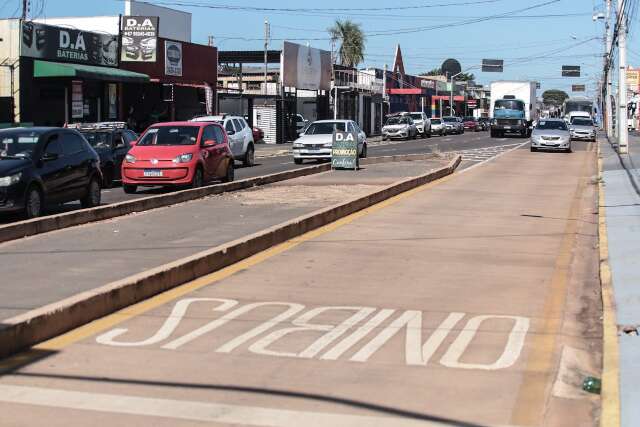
(489, 81, 537, 138)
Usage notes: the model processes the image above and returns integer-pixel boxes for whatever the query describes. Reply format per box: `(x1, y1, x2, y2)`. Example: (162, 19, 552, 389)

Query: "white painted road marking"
(0, 384, 518, 427)
(95, 298, 530, 371)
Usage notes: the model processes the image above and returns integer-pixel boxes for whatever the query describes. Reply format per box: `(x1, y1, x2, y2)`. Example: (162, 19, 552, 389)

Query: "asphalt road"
(0, 131, 527, 224)
(0, 138, 601, 426)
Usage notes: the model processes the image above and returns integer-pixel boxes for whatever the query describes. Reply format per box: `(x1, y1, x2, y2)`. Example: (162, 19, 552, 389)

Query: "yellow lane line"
(597, 142, 621, 427)
(0, 166, 459, 373)
(509, 147, 591, 426)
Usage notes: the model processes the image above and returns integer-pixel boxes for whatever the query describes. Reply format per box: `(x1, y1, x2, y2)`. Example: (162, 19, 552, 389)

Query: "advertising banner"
(571, 84, 586, 92)
(626, 68, 640, 89)
(71, 81, 83, 119)
(21, 21, 118, 67)
(281, 41, 331, 91)
(121, 16, 159, 62)
(165, 41, 183, 77)
(331, 131, 359, 170)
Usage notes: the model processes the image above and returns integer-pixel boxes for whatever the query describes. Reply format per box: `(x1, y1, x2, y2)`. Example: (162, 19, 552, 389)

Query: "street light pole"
(450, 71, 462, 116)
(618, 0, 628, 153)
(605, 0, 613, 139)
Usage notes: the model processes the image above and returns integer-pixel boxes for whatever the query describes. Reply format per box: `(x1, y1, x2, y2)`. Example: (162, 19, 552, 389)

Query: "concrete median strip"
(0, 153, 442, 245)
(0, 155, 460, 359)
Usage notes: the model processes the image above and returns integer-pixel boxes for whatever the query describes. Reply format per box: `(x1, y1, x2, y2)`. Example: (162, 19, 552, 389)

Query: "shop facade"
(0, 19, 149, 126)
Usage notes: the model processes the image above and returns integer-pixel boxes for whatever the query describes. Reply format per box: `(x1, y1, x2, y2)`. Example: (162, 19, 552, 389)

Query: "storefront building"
(0, 19, 149, 126)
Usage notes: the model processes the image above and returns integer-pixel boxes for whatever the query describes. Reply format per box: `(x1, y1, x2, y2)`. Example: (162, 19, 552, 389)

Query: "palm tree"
(328, 20, 366, 68)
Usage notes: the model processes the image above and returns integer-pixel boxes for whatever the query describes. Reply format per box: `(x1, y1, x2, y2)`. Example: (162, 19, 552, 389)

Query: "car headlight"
(125, 154, 136, 164)
(173, 153, 193, 163)
(0, 172, 22, 187)
(293, 142, 304, 148)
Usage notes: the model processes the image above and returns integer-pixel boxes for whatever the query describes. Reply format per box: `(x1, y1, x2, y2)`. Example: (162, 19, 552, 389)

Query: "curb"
(0, 155, 460, 359)
(597, 140, 621, 427)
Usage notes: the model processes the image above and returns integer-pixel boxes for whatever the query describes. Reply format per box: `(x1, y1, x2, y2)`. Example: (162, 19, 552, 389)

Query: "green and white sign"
(331, 131, 359, 170)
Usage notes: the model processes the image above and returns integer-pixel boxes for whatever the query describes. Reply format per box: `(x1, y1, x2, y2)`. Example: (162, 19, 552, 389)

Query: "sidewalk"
(600, 136, 640, 426)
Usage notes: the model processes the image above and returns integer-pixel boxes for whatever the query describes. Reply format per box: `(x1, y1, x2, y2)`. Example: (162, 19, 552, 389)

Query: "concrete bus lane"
(0, 141, 600, 426)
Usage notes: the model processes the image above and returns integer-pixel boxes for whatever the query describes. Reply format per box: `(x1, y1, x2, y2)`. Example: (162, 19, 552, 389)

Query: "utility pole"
(606, 0, 613, 139)
(263, 19, 269, 95)
(618, 0, 628, 153)
(21, 0, 28, 20)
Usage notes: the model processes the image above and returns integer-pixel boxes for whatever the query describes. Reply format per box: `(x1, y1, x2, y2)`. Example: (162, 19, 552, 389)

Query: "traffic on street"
(0, 1, 635, 427)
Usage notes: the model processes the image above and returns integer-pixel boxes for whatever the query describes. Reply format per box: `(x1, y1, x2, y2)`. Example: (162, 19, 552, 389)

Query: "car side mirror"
(42, 152, 58, 162)
(129, 139, 137, 146)
(203, 139, 216, 146)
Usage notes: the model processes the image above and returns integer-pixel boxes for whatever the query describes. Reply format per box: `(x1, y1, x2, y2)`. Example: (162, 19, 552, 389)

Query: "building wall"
(0, 19, 21, 121)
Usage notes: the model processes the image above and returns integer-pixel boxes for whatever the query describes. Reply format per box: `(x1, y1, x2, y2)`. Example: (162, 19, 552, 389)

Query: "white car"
(382, 116, 418, 140)
(292, 120, 367, 164)
(190, 115, 255, 166)
(530, 118, 571, 153)
(408, 112, 432, 137)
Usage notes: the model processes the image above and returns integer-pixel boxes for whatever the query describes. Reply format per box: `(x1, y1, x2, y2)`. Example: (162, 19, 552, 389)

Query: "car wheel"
(102, 165, 114, 189)
(530, 147, 537, 152)
(243, 144, 255, 167)
(81, 177, 101, 208)
(566, 147, 572, 153)
(191, 167, 204, 188)
(123, 184, 137, 194)
(24, 185, 43, 219)
(294, 158, 303, 165)
(222, 162, 234, 183)
(360, 143, 368, 158)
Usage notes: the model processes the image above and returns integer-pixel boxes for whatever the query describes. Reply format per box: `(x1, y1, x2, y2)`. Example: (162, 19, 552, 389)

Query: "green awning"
(33, 60, 150, 83)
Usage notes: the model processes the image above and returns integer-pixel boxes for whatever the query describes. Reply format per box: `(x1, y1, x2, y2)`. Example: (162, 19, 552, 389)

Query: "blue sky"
(5, 0, 637, 97)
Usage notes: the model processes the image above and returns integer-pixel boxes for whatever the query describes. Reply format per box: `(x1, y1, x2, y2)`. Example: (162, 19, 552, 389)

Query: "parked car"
(0, 127, 103, 218)
(252, 126, 264, 143)
(408, 112, 432, 137)
(68, 122, 137, 188)
(569, 117, 596, 141)
(292, 120, 367, 164)
(477, 117, 490, 131)
(382, 115, 418, 140)
(530, 118, 571, 153)
(462, 116, 481, 132)
(443, 116, 464, 134)
(191, 115, 255, 166)
(122, 121, 234, 194)
(430, 118, 447, 136)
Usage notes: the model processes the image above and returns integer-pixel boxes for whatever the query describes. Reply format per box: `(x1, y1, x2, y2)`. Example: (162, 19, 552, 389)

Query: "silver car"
(292, 120, 367, 164)
(569, 117, 596, 142)
(442, 116, 464, 134)
(382, 116, 418, 140)
(430, 118, 447, 136)
(530, 118, 571, 153)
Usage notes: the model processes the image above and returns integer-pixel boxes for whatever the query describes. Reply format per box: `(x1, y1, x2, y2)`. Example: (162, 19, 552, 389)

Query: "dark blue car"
(0, 127, 103, 218)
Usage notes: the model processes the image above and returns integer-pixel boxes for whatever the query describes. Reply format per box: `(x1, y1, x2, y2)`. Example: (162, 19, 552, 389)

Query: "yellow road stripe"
(1, 165, 458, 373)
(509, 146, 591, 425)
(597, 142, 621, 427)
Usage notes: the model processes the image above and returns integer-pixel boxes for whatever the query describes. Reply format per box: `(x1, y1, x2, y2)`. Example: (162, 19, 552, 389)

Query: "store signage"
(331, 131, 359, 170)
(21, 21, 118, 67)
(121, 16, 159, 62)
(467, 99, 478, 108)
(281, 41, 331, 91)
(165, 41, 183, 77)
(626, 69, 640, 88)
(482, 59, 503, 72)
(420, 79, 435, 89)
(71, 81, 83, 119)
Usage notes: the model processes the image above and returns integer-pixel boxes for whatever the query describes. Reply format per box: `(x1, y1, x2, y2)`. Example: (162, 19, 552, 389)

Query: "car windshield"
(463, 117, 475, 122)
(80, 131, 111, 149)
(495, 100, 525, 111)
(0, 130, 41, 158)
(385, 117, 410, 125)
(571, 118, 593, 126)
(137, 126, 199, 146)
(443, 117, 457, 123)
(304, 122, 347, 135)
(431, 119, 442, 124)
(536, 121, 567, 130)
(409, 113, 423, 121)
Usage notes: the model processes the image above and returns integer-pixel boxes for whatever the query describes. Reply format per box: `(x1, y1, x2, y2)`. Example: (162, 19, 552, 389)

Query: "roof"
(34, 60, 149, 83)
(312, 119, 352, 123)
(149, 121, 208, 127)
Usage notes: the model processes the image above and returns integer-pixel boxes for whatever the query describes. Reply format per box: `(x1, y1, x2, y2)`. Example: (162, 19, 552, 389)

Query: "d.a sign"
(331, 131, 359, 170)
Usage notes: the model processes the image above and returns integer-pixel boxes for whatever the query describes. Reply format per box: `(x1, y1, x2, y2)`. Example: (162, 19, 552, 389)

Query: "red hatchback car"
(121, 121, 234, 194)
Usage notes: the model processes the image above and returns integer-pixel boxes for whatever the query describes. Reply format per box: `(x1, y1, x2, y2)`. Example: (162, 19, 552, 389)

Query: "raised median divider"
(0, 155, 460, 359)
(0, 153, 444, 245)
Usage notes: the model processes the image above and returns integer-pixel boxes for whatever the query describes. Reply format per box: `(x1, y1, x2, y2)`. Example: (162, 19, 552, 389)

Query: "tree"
(419, 67, 475, 81)
(328, 20, 366, 68)
(542, 89, 569, 106)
